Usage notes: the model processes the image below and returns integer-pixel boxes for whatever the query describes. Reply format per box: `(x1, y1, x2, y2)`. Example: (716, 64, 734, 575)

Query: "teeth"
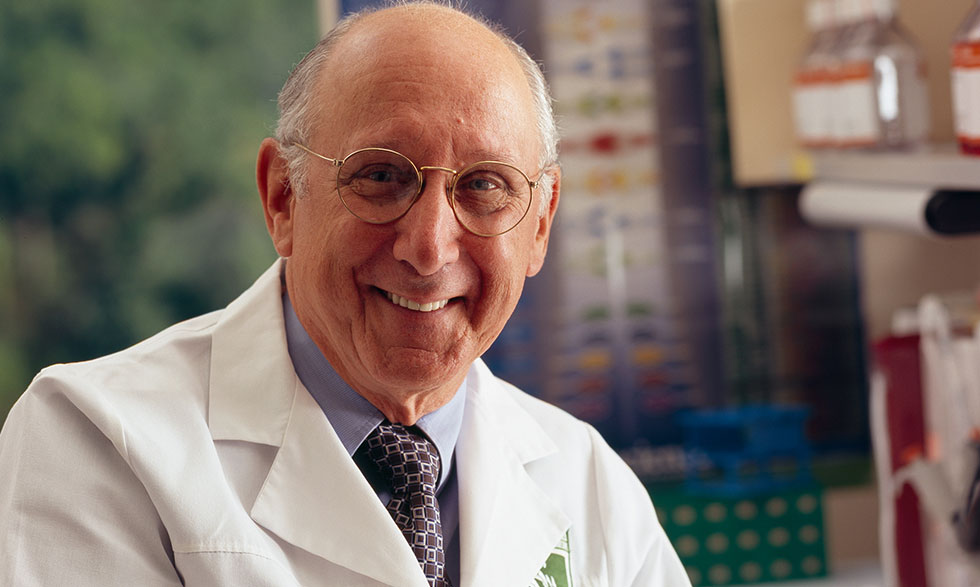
(385, 291, 449, 312)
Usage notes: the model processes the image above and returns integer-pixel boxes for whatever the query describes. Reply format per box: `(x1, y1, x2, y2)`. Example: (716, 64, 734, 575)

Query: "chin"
(376, 349, 468, 393)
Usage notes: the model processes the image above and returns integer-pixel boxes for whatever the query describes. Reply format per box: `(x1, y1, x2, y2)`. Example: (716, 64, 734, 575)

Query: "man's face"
(262, 12, 558, 418)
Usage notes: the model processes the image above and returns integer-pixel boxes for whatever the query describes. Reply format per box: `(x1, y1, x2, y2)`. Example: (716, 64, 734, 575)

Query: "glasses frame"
(291, 143, 540, 237)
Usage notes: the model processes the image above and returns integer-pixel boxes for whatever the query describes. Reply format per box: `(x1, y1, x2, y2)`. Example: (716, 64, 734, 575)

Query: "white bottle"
(829, 0, 867, 148)
(952, 0, 980, 156)
(835, 0, 930, 150)
(869, 0, 930, 149)
(792, 0, 840, 149)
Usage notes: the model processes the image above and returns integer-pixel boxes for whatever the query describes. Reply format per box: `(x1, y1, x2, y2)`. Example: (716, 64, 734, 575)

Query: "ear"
(257, 137, 295, 258)
(526, 166, 561, 277)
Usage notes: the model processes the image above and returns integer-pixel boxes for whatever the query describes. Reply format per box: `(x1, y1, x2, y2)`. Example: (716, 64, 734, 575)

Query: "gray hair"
(275, 1, 558, 216)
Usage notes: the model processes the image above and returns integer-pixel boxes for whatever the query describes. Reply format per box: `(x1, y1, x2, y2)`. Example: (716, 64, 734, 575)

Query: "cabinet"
(717, 0, 980, 338)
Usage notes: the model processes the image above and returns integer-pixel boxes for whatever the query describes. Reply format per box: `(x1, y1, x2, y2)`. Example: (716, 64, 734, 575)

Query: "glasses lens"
(337, 149, 419, 223)
(452, 162, 532, 236)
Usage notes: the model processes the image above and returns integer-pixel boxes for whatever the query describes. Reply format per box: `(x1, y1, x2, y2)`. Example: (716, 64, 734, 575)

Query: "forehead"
(312, 8, 539, 163)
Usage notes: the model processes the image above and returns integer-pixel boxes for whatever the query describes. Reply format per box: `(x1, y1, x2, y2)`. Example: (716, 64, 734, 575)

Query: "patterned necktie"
(365, 422, 451, 587)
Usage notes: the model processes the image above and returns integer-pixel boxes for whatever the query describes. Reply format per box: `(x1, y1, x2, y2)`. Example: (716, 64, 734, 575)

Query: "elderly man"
(0, 3, 689, 586)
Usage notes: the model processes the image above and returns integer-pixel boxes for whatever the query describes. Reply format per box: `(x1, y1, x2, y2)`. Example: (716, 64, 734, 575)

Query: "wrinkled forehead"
(333, 5, 518, 74)
(310, 7, 539, 160)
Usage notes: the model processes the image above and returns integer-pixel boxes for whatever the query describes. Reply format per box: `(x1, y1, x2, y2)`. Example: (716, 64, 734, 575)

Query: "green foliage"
(0, 0, 318, 420)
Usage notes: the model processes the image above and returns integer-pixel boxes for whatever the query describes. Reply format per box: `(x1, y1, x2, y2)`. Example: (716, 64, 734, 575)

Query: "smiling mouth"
(385, 290, 451, 313)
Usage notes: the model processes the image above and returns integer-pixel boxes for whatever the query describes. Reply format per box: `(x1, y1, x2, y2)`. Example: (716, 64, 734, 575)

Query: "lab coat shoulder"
(24, 307, 218, 436)
(0, 310, 222, 586)
(472, 364, 691, 586)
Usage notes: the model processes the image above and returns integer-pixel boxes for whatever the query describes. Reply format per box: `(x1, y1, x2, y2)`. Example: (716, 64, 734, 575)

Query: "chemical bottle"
(834, 0, 930, 150)
(792, 0, 840, 149)
(952, 1, 980, 156)
(828, 0, 866, 148)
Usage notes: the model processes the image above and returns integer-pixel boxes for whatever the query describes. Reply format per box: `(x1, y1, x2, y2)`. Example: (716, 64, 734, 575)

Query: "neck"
(359, 381, 461, 426)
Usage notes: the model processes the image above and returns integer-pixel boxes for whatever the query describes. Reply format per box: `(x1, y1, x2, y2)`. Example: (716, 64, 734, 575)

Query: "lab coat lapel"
(208, 260, 427, 587)
(250, 389, 428, 587)
(457, 362, 571, 587)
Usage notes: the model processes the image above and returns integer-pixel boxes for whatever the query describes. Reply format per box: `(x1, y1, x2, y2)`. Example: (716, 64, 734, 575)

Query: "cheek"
(289, 201, 357, 294)
(292, 196, 357, 259)
(470, 269, 527, 356)
(472, 241, 532, 324)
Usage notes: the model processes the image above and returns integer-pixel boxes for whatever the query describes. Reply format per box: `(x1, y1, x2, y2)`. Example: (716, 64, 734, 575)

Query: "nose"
(391, 172, 462, 276)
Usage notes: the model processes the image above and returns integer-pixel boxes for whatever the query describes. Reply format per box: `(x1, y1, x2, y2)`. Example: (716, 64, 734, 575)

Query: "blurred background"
(4, 0, 980, 585)
(0, 0, 316, 411)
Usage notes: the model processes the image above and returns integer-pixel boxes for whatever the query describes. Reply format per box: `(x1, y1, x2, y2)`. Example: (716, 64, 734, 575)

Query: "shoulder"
(23, 309, 222, 421)
(471, 361, 605, 457)
(15, 260, 285, 427)
(0, 310, 231, 585)
(483, 368, 623, 470)
(472, 360, 651, 508)
(12, 260, 286, 440)
(4, 305, 232, 479)
(502, 378, 593, 443)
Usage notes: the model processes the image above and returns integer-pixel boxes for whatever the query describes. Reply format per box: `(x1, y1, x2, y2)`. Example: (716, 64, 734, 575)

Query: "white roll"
(799, 180, 934, 233)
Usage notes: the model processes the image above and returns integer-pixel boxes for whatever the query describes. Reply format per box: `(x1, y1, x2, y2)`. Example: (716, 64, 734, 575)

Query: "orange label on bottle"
(836, 60, 873, 82)
(795, 68, 833, 86)
(953, 41, 980, 69)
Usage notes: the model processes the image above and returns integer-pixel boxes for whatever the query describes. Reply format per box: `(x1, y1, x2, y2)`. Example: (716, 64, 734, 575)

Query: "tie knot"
(366, 422, 441, 495)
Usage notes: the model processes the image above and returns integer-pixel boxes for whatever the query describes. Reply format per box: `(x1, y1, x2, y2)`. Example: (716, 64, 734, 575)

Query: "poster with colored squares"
(537, 0, 699, 460)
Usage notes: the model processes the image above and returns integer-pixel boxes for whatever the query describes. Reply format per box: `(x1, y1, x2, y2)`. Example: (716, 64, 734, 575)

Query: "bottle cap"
(834, 0, 860, 26)
(852, 0, 872, 21)
(806, 0, 820, 30)
(817, 0, 836, 30)
(807, 0, 833, 30)
(871, 0, 896, 19)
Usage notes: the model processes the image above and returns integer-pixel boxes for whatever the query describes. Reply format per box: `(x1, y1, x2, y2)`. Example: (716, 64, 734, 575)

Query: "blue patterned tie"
(366, 422, 451, 587)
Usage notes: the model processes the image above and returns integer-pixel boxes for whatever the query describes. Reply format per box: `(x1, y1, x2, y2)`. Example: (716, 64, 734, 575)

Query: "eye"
(342, 161, 417, 201)
(458, 170, 508, 193)
(463, 176, 501, 191)
(354, 164, 401, 184)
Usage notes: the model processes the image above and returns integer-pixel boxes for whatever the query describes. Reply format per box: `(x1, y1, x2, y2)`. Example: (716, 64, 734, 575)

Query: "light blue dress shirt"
(282, 293, 465, 583)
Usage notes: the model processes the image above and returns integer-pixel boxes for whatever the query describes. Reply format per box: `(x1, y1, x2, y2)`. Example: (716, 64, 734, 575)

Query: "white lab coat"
(0, 260, 690, 587)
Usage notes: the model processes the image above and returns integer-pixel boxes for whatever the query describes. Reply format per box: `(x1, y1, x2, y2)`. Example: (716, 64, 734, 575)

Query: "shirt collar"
(282, 293, 466, 486)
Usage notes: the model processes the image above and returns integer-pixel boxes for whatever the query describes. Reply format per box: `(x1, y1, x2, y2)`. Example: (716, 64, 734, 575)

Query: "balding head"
(275, 2, 558, 211)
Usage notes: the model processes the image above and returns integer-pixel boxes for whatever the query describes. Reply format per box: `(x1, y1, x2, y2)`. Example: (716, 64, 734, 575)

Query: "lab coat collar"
(250, 384, 429, 586)
(209, 259, 294, 447)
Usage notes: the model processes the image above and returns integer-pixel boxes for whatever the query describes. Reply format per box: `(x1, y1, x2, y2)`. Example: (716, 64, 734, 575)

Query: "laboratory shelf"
(811, 145, 980, 189)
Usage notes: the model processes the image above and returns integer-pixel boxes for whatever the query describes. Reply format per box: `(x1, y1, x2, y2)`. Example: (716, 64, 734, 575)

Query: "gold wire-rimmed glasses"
(291, 143, 540, 237)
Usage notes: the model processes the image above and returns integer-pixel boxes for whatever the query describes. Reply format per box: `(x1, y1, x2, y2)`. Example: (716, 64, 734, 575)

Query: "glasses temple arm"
(291, 143, 343, 167)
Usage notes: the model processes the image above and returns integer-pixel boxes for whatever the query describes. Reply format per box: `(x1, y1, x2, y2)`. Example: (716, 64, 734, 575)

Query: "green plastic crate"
(651, 486, 828, 586)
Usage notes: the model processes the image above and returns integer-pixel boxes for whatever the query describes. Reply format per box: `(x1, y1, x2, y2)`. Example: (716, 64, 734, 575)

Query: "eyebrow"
(363, 142, 520, 167)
